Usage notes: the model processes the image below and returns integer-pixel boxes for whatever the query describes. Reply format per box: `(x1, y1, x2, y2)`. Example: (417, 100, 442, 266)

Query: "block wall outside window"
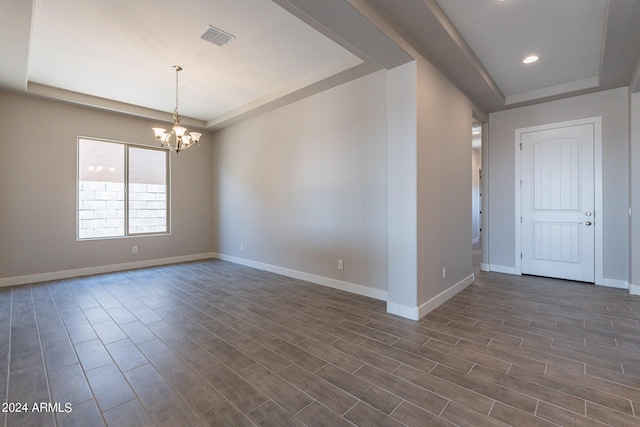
(78, 182, 167, 238)
(78, 181, 125, 239)
(78, 137, 169, 240)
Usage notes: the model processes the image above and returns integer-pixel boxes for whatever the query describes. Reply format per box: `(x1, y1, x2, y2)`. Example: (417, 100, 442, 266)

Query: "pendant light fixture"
(152, 65, 202, 154)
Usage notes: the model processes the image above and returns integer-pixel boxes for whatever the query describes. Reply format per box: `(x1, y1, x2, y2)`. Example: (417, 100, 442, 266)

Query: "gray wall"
(0, 48, 477, 320)
(212, 59, 475, 315)
(415, 56, 474, 307)
(212, 70, 389, 293)
(0, 92, 214, 281)
(631, 91, 640, 292)
(487, 87, 629, 283)
(387, 62, 418, 308)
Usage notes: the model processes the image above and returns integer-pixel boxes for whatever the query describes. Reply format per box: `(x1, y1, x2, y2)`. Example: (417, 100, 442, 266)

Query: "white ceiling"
(437, 0, 607, 101)
(369, 0, 640, 114)
(26, 0, 361, 122)
(2, 0, 640, 129)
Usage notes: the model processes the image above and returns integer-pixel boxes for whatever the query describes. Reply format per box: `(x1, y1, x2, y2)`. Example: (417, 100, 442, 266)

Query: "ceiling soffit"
(367, 0, 640, 112)
(4, 0, 640, 126)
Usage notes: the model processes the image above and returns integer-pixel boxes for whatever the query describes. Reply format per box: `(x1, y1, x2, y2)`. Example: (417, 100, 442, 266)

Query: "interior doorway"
(472, 122, 482, 267)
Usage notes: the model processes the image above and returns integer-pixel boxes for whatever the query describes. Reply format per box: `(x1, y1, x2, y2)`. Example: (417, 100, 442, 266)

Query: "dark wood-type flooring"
(2, 248, 640, 426)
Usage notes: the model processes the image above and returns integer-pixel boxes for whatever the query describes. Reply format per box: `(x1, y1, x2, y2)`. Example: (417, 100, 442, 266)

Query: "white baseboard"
(418, 273, 475, 319)
(599, 278, 629, 290)
(481, 267, 629, 291)
(2, 251, 389, 303)
(0, 252, 217, 288)
(387, 273, 475, 320)
(630, 284, 640, 296)
(488, 264, 521, 275)
(212, 253, 389, 301)
(386, 302, 420, 321)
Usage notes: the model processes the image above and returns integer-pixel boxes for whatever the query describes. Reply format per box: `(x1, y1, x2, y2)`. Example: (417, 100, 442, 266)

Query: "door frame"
(514, 117, 603, 285)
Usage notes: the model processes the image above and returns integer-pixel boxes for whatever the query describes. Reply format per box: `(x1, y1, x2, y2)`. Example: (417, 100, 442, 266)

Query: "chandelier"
(152, 65, 202, 154)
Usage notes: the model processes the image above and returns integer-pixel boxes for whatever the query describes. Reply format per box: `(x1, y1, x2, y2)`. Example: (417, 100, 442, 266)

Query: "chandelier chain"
(174, 66, 181, 121)
(152, 65, 201, 154)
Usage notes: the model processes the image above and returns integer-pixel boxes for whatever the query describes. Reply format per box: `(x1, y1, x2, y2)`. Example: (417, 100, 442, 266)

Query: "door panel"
(521, 123, 595, 282)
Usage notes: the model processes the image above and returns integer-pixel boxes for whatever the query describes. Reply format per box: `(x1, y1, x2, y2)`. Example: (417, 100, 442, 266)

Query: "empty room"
(2, 0, 640, 426)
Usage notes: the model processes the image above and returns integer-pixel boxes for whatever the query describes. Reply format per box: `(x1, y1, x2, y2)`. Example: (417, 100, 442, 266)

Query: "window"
(78, 137, 169, 239)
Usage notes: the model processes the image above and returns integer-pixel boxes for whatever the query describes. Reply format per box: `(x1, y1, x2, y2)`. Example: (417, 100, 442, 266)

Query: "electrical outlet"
(338, 260, 344, 270)
(132, 246, 138, 254)
(442, 267, 446, 278)
(240, 243, 244, 251)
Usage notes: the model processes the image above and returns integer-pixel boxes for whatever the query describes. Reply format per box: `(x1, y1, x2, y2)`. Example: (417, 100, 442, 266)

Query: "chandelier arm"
(153, 65, 195, 154)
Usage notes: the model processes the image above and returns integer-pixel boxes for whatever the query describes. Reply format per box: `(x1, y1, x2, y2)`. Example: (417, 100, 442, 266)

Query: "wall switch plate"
(132, 246, 138, 254)
(442, 267, 446, 278)
(338, 260, 344, 270)
(240, 243, 244, 251)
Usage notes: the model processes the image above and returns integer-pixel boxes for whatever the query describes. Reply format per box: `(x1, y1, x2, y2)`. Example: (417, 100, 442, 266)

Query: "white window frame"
(77, 136, 171, 240)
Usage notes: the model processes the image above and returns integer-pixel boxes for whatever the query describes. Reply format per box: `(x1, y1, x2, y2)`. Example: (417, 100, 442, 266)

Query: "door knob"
(585, 212, 592, 217)
(585, 221, 592, 226)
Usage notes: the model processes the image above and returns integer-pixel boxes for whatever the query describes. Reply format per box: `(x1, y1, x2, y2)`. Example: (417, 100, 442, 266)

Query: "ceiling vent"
(200, 25, 235, 47)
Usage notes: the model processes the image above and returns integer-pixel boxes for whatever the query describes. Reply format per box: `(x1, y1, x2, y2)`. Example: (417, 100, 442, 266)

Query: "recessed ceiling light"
(523, 55, 539, 64)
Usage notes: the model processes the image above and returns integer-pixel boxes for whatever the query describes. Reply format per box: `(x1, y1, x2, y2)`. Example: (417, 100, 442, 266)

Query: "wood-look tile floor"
(2, 251, 640, 426)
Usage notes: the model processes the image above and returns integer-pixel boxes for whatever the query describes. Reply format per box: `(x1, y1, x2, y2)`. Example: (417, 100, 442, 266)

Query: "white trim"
(387, 274, 475, 320)
(594, 117, 603, 285)
(515, 126, 522, 274)
(0, 252, 217, 288)
(213, 253, 389, 301)
(76, 136, 172, 241)
(480, 263, 491, 272)
(515, 117, 603, 285)
(2, 251, 390, 302)
(488, 264, 521, 275)
(505, 77, 599, 105)
(630, 284, 640, 296)
(386, 302, 420, 320)
(599, 278, 629, 290)
(418, 274, 475, 318)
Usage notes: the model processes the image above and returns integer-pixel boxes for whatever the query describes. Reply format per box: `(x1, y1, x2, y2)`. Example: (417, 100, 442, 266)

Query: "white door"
(520, 123, 595, 282)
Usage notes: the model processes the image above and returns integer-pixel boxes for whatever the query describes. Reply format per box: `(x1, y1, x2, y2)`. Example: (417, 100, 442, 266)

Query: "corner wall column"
(387, 62, 420, 319)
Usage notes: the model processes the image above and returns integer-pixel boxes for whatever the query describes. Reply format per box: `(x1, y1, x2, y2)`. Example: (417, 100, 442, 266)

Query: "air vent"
(200, 25, 235, 47)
